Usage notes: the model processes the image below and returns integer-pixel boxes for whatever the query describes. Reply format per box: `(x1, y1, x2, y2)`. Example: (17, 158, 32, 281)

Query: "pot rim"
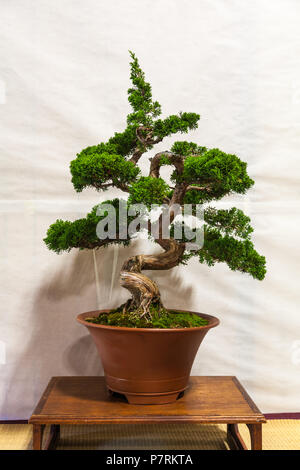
(77, 309, 220, 332)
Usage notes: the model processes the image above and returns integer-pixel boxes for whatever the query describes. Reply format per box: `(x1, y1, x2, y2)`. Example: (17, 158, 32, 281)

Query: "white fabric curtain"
(1, 0, 300, 419)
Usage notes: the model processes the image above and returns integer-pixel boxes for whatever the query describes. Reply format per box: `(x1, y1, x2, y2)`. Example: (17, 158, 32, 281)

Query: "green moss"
(85, 305, 209, 329)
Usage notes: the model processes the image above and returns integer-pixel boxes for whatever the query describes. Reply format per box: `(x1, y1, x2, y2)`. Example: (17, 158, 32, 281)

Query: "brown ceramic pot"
(77, 310, 219, 404)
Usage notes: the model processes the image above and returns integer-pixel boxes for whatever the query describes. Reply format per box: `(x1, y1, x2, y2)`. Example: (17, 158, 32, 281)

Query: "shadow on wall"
(4, 241, 194, 419)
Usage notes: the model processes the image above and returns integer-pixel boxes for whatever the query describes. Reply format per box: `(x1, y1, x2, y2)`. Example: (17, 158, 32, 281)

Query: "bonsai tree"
(44, 52, 266, 326)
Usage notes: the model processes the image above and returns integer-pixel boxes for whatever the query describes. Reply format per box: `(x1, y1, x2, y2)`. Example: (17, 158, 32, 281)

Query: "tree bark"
(122, 149, 188, 319)
(120, 239, 185, 318)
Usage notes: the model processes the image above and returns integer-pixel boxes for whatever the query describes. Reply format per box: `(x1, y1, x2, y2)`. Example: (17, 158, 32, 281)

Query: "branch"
(136, 126, 163, 146)
(129, 126, 162, 165)
(186, 184, 213, 192)
(122, 238, 185, 272)
(94, 181, 130, 193)
(130, 148, 143, 164)
(149, 151, 184, 178)
(136, 126, 151, 146)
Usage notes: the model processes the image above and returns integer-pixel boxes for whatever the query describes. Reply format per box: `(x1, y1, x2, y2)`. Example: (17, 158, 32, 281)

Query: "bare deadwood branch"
(186, 184, 213, 192)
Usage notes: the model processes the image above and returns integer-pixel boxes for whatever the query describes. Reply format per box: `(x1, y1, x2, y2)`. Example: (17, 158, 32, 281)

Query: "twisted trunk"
(120, 239, 185, 319)
(122, 150, 188, 319)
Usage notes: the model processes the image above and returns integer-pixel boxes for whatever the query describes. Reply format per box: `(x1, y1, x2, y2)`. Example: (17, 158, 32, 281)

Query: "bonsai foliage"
(45, 52, 266, 320)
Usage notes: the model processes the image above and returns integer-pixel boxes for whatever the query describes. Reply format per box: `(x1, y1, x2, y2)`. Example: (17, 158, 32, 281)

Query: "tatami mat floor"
(0, 421, 299, 450)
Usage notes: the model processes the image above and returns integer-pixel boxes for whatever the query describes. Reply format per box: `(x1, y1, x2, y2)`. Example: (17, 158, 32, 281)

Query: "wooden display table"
(29, 376, 266, 450)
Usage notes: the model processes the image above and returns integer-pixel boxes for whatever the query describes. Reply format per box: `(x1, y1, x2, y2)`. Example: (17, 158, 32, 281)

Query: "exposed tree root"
(120, 271, 162, 320)
(120, 240, 185, 319)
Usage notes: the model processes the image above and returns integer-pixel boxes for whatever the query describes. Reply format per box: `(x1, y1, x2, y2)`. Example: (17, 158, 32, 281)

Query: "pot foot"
(125, 392, 182, 405)
(107, 387, 186, 405)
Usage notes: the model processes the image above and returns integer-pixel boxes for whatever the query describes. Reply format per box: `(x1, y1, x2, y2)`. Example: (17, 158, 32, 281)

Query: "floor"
(0, 421, 299, 450)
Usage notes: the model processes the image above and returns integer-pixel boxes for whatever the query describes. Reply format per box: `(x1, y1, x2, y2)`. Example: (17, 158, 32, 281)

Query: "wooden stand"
(29, 376, 266, 450)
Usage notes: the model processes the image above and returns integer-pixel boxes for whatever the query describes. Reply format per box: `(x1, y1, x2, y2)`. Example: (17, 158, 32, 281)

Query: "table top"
(29, 376, 266, 425)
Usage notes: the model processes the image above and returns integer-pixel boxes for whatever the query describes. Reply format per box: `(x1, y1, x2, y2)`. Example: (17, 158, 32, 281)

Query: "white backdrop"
(1, 0, 300, 419)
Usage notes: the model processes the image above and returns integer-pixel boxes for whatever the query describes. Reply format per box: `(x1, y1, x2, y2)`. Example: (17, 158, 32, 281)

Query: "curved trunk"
(120, 239, 185, 319)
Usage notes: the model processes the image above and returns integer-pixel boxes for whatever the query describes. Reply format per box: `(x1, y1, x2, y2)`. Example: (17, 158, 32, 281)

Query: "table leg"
(227, 424, 248, 450)
(44, 424, 60, 450)
(33, 424, 45, 450)
(247, 423, 262, 450)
